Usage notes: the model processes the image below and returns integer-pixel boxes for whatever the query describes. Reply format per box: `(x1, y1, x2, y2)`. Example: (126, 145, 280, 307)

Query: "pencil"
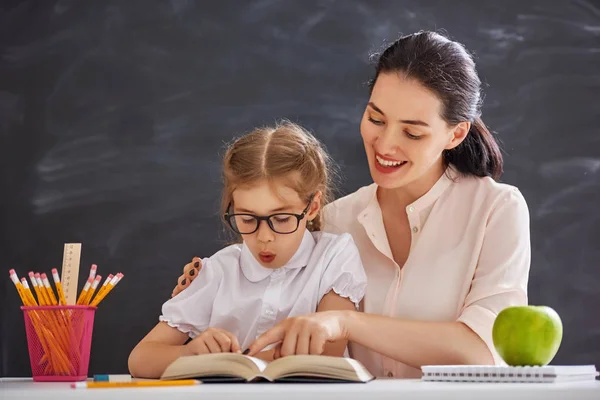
(35, 273, 52, 306)
(90, 273, 122, 307)
(28, 272, 43, 305)
(51, 268, 67, 306)
(88, 264, 97, 280)
(82, 275, 101, 305)
(41, 273, 58, 306)
(20, 278, 38, 306)
(70, 380, 201, 389)
(92, 274, 113, 303)
(76, 277, 93, 305)
(9, 270, 29, 306)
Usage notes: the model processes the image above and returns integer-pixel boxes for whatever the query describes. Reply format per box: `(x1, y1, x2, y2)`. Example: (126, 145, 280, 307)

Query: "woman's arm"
(128, 322, 192, 378)
(344, 312, 493, 367)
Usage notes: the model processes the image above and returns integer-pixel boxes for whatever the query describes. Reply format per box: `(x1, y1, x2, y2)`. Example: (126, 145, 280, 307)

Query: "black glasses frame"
(224, 194, 315, 235)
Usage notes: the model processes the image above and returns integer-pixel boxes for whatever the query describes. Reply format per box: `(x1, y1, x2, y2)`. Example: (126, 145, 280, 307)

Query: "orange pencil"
(76, 277, 93, 305)
(51, 268, 67, 306)
(90, 273, 123, 306)
(71, 380, 200, 389)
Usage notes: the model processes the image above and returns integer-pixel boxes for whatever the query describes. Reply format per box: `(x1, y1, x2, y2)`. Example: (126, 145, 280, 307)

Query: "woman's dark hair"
(369, 31, 503, 180)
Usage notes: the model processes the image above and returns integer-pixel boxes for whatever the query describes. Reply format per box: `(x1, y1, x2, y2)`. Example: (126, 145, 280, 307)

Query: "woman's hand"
(187, 327, 242, 355)
(171, 257, 202, 297)
(246, 310, 350, 358)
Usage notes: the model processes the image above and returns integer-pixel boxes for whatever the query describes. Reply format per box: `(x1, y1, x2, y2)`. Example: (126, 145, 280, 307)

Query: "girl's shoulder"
(309, 231, 359, 258)
(200, 242, 244, 277)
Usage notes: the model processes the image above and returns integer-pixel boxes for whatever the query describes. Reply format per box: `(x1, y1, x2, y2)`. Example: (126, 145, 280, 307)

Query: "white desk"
(2, 377, 599, 400)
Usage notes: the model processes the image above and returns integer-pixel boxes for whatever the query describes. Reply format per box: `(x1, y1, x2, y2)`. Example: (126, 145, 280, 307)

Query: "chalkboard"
(1, 0, 599, 377)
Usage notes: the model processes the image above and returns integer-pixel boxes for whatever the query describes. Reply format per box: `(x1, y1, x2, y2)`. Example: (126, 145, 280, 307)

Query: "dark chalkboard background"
(1, 0, 599, 377)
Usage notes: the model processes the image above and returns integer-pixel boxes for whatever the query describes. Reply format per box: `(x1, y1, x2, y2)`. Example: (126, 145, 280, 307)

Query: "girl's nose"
(256, 219, 275, 242)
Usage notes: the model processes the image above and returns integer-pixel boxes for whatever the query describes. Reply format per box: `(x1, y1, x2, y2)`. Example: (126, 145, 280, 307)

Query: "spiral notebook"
(421, 365, 598, 383)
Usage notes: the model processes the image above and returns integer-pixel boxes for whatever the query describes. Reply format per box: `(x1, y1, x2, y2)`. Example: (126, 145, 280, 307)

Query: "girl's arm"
(317, 291, 357, 357)
(128, 322, 192, 378)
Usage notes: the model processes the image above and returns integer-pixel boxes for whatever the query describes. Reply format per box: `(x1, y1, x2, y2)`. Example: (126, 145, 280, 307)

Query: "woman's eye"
(241, 217, 255, 224)
(367, 116, 384, 126)
(274, 216, 291, 223)
(405, 131, 422, 140)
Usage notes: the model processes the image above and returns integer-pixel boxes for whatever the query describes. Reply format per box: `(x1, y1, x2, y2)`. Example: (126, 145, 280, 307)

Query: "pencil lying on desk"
(71, 380, 201, 389)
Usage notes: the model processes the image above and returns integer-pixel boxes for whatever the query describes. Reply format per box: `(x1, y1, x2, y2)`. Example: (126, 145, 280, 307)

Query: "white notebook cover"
(421, 365, 599, 383)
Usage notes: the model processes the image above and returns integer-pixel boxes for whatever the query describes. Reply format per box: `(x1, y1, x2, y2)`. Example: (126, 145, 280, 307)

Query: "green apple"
(492, 305, 563, 366)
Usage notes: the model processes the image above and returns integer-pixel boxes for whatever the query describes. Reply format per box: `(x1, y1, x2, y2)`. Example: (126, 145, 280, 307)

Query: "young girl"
(128, 121, 367, 379)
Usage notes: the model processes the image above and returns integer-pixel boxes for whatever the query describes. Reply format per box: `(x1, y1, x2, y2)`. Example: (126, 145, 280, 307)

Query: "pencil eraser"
(93, 374, 132, 382)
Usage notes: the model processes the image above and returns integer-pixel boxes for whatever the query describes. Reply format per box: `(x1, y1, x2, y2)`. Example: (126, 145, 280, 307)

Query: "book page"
(262, 355, 373, 382)
(161, 353, 266, 381)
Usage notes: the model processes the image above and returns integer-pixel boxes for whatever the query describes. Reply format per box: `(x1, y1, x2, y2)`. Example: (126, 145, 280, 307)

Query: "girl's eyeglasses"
(224, 194, 315, 235)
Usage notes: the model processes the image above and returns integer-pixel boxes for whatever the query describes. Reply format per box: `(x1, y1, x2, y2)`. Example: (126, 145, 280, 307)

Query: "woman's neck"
(378, 160, 446, 210)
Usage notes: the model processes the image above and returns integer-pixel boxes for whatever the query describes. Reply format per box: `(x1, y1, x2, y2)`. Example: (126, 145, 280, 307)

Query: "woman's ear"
(445, 121, 470, 150)
(307, 191, 322, 221)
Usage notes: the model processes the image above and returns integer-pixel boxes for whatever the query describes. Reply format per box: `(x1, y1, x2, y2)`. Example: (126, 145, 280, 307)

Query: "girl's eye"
(274, 216, 291, 223)
(241, 217, 256, 224)
(405, 131, 422, 140)
(367, 116, 384, 126)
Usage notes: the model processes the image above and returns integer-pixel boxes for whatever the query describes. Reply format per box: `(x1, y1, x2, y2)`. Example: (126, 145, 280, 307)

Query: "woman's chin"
(369, 163, 411, 189)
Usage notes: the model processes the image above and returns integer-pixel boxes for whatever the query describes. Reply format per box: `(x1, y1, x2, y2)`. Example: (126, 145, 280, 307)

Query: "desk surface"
(2, 377, 599, 400)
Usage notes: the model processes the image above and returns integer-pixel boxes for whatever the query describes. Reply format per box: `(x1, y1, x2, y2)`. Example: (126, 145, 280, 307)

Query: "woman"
(171, 31, 530, 378)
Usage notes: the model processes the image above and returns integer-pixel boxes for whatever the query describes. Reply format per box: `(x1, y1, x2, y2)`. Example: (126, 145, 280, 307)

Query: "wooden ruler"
(61, 243, 82, 305)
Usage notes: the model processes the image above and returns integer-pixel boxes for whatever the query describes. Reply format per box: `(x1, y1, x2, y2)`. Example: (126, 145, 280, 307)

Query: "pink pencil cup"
(21, 305, 96, 382)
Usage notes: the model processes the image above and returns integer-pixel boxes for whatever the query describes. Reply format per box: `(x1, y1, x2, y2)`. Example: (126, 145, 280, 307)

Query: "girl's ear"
(307, 190, 322, 221)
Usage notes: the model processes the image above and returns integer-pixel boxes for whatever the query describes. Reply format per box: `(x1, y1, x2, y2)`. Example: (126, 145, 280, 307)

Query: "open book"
(161, 353, 375, 383)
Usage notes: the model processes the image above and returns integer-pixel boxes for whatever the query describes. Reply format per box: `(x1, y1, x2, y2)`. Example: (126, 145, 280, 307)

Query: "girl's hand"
(187, 327, 242, 355)
(171, 257, 202, 297)
(246, 311, 350, 358)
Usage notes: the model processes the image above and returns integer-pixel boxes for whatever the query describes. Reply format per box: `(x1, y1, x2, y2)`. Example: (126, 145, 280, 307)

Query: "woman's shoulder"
(453, 172, 528, 211)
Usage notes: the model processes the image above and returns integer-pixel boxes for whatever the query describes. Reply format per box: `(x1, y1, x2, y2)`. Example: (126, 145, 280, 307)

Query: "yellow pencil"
(20, 278, 38, 306)
(35, 273, 52, 306)
(90, 273, 122, 307)
(82, 275, 102, 305)
(91, 274, 113, 303)
(41, 273, 58, 305)
(71, 380, 201, 389)
(76, 277, 93, 305)
(28, 272, 43, 305)
(88, 264, 97, 280)
(9, 270, 29, 306)
(51, 268, 67, 305)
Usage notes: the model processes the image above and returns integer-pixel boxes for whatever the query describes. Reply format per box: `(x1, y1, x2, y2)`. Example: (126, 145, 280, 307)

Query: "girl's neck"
(378, 159, 446, 210)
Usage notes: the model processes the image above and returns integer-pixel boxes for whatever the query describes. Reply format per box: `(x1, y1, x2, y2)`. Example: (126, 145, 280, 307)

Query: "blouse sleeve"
(457, 187, 531, 365)
(317, 233, 368, 309)
(159, 257, 222, 338)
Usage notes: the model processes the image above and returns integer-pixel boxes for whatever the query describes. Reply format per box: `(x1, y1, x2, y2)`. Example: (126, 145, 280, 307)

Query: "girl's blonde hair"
(221, 120, 336, 233)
